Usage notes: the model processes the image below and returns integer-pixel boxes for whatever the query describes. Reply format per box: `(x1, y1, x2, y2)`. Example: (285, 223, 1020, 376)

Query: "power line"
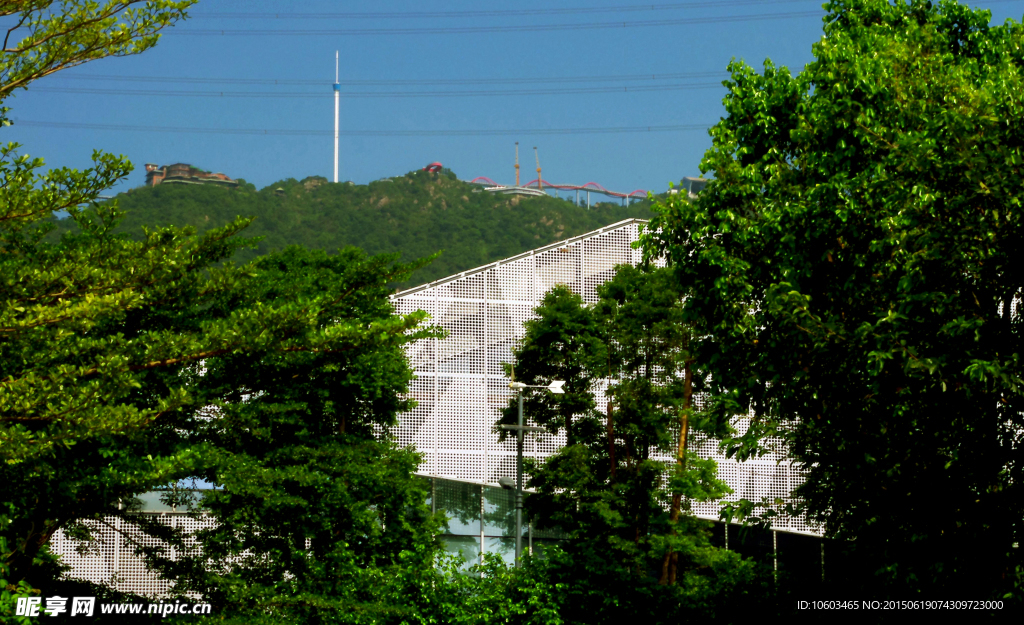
(175, 0, 1024, 35)
(56, 70, 729, 87)
(177, 10, 824, 35)
(192, 0, 1021, 19)
(29, 82, 725, 99)
(12, 119, 713, 137)
(194, 0, 811, 19)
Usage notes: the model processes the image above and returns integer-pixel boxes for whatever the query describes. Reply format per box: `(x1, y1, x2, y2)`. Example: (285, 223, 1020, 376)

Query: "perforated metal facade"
(51, 511, 212, 598)
(391, 218, 817, 536)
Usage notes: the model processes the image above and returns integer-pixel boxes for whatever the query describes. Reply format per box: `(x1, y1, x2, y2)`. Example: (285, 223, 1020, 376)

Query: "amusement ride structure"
(460, 145, 649, 207)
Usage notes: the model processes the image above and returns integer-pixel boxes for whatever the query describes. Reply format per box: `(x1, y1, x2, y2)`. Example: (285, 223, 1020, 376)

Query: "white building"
(53, 218, 817, 597)
(391, 218, 816, 536)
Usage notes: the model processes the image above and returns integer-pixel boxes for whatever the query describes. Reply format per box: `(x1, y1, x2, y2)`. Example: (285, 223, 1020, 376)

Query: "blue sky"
(3, 1, 1021, 196)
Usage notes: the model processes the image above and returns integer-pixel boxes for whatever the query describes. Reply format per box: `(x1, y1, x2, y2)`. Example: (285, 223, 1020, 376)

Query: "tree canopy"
(643, 0, 1024, 598)
(500, 267, 760, 622)
(0, 0, 192, 106)
(130, 247, 442, 623)
(0, 3, 437, 621)
(1, 0, 198, 585)
(0, 3, 668, 621)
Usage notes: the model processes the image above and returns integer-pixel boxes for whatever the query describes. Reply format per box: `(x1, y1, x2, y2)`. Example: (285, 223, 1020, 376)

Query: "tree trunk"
(8, 517, 63, 585)
(607, 401, 616, 480)
(659, 360, 692, 585)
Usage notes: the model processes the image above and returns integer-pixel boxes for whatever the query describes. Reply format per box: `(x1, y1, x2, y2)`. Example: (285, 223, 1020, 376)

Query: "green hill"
(64, 169, 658, 288)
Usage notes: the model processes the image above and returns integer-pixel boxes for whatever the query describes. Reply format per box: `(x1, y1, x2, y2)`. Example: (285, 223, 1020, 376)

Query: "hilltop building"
(144, 163, 238, 188)
(668, 176, 709, 199)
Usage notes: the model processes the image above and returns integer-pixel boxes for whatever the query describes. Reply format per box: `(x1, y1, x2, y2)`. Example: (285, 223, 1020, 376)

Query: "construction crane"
(534, 146, 542, 190)
(515, 142, 520, 187)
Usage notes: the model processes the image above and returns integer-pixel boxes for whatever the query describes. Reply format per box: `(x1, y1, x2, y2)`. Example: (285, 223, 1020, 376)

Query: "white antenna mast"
(333, 51, 339, 183)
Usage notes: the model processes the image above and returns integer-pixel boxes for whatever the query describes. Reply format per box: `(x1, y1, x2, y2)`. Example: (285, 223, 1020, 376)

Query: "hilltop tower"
(333, 51, 340, 183)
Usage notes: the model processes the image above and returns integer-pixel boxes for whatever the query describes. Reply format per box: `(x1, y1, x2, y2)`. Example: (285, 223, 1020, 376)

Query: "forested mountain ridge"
(67, 169, 657, 288)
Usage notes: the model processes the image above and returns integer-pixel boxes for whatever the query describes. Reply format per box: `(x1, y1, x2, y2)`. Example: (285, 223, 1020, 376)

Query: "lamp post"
(499, 379, 564, 566)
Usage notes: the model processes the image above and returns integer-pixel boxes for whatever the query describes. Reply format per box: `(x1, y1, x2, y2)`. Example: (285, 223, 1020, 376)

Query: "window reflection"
(483, 486, 517, 537)
(422, 476, 565, 568)
(484, 537, 516, 565)
(440, 536, 481, 572)
(433, 478, 481, 536)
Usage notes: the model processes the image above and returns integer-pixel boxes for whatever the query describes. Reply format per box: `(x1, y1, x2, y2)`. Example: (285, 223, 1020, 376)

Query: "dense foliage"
(499, 267, 763, 622)
(60, 172, 656, 288)
(123, 247, 442, 624)
(0, 2, 672, 622)
(643, 0, 1024, 599)
(22, 0, 1024, 617)
(0, 3, 441, 623)
(1, 2, 198, 619)
(0, 0, 192, 107)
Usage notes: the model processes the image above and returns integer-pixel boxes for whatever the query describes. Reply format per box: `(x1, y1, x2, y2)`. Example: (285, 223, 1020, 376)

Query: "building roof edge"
(391, 218, 649, 299)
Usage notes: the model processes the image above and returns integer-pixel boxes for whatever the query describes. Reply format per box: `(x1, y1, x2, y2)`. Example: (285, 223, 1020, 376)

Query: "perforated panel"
(51, 514, 211, 598)
(393, 219, 818, 535)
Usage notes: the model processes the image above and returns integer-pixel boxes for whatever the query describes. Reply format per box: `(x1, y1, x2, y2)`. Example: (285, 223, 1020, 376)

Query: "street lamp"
(499, 379, 564, 566)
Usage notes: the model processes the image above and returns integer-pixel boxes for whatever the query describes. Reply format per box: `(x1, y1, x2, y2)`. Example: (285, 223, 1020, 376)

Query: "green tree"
(592, 266, 732, 586)
(501, 267, 756, 622)
(0, 0, 203, 597)
(0, 3, 428, 616)
(643, 0, 1024, 598)
(0, 0, 191, 107)
(500, 284, 606, 447)
(135, 247, 441, 624)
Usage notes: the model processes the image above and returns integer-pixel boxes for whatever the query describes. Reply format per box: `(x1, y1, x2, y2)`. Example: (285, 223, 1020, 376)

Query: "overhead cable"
(29, 82, 725, 99)
(194, 0, 810, 19)
(177, 11, 824, 35)
(12, 119, 713, 136)
(192, 0, 1019, 19)
(55, 70, 729, 87)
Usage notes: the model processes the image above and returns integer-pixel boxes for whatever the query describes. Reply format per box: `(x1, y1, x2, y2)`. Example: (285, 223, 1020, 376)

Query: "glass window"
(440, 535, 481, 572)
(482, 486, 517, 537)
(434, 478, 480, 536)
(133, 491, 175, 512)
(484, 537, 516, 566)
